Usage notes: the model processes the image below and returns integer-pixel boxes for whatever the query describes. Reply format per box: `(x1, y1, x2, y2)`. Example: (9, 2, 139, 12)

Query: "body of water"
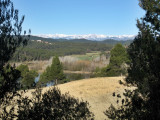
(34, 74, 54, 87)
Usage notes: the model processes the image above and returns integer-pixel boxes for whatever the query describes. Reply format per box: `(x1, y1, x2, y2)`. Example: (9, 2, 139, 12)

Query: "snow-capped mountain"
(36, 34, 136, 41)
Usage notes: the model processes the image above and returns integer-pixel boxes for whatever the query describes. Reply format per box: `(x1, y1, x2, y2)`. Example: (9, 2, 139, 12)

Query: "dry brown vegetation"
(61, 54, 109, 72)
(12, 57, 53, 73)
(63, 60, 91, 71)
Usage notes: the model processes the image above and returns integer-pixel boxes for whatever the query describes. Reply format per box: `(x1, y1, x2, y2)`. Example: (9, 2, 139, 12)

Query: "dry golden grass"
(56, 77, 130, 120)
(29, 76, 133, 120)
(2, 77, 133, 120)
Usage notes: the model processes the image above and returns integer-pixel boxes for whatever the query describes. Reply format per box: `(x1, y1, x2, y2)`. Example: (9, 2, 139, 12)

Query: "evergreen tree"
(39, 56, 65, 85)
(50, 56, 65, 84)
(0, 64, 21, 98)
(105, 0, 160, 119)
(16, 64, 29, 77)
(0, 0, 30, 99)
(98, 44, 129, 77)
(39, 66, 52, 85)
(17, 64, 38, 89)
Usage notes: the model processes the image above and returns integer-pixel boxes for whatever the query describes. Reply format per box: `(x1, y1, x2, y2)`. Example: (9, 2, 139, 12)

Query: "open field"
(24, 76, 134, 120)
(71, 51, 101, 61)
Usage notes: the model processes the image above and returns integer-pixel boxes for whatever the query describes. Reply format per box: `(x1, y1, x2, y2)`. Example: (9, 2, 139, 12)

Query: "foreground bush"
(16, 87, 94, 120)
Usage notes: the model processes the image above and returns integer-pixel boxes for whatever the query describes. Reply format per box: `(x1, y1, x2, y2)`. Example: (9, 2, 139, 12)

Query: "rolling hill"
(24, 76, 134, 120)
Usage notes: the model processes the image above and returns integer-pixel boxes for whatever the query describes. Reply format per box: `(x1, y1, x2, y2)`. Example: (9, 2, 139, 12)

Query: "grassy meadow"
(71, 51, 101, 61)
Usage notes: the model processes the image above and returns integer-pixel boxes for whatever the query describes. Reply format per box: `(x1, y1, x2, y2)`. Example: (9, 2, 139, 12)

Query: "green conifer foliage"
(105, 0, 160, 119)
(0, 0, 30, 99)
(39, 56, 65, 85)
(99, 44, 129, 76)
(50, 56, 65, 83)
(17, 64, 38, 89)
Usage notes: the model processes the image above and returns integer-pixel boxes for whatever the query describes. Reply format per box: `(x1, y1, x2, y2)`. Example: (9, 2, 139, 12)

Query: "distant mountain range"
(30, 35, 133, 45)
(35, 34, 136, 41)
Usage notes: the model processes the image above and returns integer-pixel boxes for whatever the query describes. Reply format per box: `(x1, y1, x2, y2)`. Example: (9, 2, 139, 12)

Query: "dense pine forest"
(11, 35, 132, 61)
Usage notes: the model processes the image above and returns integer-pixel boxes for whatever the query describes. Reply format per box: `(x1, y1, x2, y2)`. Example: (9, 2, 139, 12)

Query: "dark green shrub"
(17, 87, 94, 120)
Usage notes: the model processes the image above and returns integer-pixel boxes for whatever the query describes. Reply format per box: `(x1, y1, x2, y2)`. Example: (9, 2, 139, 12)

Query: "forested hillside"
(11, 38, 111, 61)
(101, 39, 132, 45)
(10, 36, 132, 62)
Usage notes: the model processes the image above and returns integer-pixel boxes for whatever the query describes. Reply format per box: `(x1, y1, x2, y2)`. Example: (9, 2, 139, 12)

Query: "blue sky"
(12, 0, 145, 35)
